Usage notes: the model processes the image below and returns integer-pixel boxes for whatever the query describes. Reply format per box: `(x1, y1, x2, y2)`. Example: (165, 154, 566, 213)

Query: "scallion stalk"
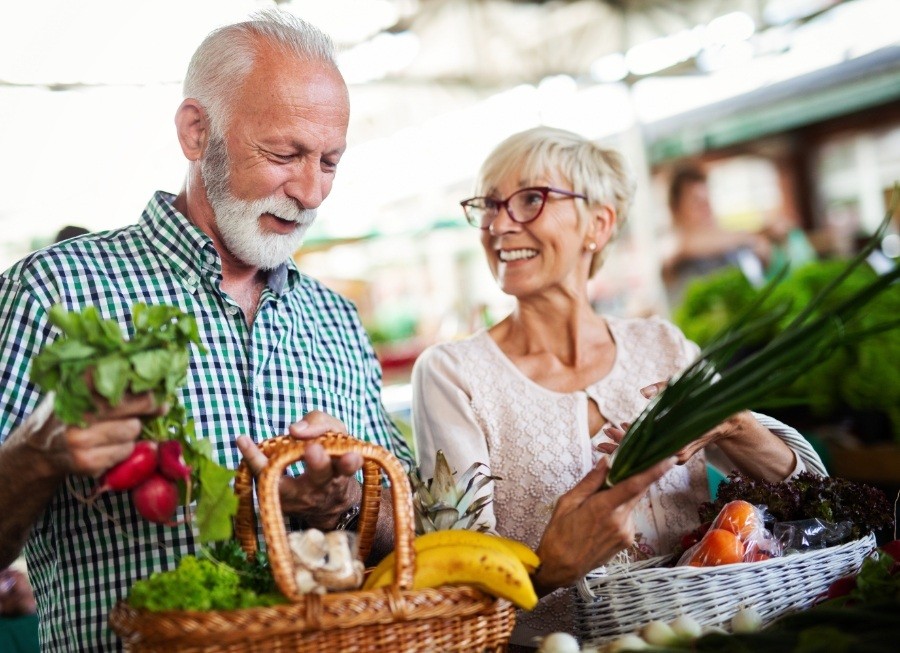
(607, 190, 900, 485)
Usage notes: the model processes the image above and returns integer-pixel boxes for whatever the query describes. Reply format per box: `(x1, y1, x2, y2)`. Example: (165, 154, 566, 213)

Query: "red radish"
(94, 440, 159, 496)
(158, 440, 192, 481)
(131, 474, 179, 524)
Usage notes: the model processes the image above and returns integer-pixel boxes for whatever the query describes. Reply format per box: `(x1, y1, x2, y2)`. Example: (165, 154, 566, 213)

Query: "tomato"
(686, 528, 745, 566)
(711, 500, 760, 541)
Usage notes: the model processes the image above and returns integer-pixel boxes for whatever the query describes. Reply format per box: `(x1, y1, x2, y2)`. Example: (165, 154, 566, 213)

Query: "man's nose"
(284, 161, 327, 209)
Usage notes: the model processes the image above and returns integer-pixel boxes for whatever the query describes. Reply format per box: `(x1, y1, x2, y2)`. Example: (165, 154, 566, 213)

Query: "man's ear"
(175, 99, 209, 162)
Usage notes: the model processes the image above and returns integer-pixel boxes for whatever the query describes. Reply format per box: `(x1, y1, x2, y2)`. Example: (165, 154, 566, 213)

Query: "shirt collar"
(139, 191, 301, 295)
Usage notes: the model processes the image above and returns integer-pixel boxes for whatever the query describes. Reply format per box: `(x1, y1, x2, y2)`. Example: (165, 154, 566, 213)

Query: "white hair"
(183, 8, 338, 137)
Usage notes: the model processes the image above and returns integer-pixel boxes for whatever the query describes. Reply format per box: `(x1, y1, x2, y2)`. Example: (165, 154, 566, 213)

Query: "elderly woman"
(410, 126, 825, 649)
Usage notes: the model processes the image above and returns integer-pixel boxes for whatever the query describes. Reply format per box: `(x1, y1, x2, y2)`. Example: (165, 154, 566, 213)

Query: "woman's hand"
(532, 455, 675, 595)
(627, 382, 797, 480)
(235, 411, 362, 529)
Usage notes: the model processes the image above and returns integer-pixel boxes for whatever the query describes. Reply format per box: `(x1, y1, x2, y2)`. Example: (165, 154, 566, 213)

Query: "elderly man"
(0, 10, 412, 651)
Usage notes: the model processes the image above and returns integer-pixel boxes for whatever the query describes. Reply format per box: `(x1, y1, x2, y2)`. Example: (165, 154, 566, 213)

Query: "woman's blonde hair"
(475, 126, 636, 276)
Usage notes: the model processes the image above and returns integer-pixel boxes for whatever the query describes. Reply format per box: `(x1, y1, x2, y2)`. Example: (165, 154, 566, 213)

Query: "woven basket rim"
(577, 532, 876, 600)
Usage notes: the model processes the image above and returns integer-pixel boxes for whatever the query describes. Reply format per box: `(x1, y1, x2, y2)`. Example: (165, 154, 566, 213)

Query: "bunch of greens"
(607, 200, 900, 486)
(127, 553, 285, 612)
(205, 539, 278, 595)
(698, 471, 893, 540)
(30, 303, 237, 543)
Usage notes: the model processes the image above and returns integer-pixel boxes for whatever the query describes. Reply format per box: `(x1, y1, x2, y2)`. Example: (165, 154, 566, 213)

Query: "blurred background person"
(661, 164, 773, 307)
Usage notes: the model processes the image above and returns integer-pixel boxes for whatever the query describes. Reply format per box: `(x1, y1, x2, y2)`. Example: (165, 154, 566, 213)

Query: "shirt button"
(187, 273, 199, 285)
(226, 306, 239, 316)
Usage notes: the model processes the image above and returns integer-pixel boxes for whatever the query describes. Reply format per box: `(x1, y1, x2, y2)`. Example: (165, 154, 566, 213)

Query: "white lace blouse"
(411, 315, 825, 646)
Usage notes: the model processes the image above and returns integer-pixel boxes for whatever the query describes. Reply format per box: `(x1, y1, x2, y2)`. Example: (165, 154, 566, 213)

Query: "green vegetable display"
(607, 200, 900, 485)
(30, 303, 237, 543)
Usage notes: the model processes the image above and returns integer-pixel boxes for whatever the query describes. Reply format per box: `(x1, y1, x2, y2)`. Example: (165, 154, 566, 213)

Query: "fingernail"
(292, 420, 308, 432)
(640, 385, 658, 399)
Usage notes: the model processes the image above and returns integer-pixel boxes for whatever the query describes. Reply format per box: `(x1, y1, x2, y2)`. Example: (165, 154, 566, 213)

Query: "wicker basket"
(573, 532, 876, 647)
(109, 434, 516, 652)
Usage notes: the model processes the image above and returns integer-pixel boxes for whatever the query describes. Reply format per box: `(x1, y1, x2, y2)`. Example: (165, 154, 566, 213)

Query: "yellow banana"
(362, 530, 540, 590)
(367, 543, 538, 610)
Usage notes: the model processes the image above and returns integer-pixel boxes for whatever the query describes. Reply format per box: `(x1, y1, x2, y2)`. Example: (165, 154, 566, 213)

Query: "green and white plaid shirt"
(0, 191, 414, 652)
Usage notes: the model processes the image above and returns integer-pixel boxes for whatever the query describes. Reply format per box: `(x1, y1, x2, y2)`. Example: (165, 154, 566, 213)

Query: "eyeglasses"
(460, 186, 587, 229)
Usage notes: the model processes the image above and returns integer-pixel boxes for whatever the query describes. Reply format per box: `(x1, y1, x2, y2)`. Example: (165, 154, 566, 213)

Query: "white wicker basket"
(573, 533, 876, 647)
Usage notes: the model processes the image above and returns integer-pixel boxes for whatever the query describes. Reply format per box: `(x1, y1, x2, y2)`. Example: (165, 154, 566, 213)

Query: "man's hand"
(532, 456, 675, 595)
(235, 411, 362, 530)
(10, 391, 164, 482)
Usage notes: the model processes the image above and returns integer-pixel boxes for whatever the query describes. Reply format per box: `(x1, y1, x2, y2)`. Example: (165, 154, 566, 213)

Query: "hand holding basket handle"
(234, 433, 416, 601)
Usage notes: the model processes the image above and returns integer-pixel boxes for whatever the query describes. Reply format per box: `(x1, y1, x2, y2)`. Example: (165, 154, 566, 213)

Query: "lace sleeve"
(410, 344, 497, 531)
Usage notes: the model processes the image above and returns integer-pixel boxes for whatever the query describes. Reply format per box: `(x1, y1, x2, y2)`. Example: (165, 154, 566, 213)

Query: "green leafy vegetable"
(126, 554, 284, 612)
(205, 540, 278, 595)
(30, 303, 236, 543)
(607, 194, 900, 485)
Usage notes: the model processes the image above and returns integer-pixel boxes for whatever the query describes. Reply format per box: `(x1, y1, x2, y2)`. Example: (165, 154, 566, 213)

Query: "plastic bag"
(677, 500, 782, 566)
(772, 518, 853, 552)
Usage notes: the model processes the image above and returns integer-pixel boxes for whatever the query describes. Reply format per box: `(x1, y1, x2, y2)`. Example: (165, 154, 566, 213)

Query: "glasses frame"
(460, 186, 588, 230)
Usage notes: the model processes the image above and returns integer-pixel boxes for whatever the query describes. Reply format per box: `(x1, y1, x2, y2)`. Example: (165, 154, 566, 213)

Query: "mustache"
(254, 196, 317, 225)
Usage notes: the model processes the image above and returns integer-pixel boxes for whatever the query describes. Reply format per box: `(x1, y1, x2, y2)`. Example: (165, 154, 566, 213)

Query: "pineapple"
(409, 450, 499, 533)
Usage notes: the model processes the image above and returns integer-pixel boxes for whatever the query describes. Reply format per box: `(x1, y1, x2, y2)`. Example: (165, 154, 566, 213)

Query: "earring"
(587, 242, 598, 252)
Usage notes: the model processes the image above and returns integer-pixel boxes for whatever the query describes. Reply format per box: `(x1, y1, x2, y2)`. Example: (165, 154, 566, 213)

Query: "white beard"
(212, 194, 316, 270)
(200, 135, 317, 270)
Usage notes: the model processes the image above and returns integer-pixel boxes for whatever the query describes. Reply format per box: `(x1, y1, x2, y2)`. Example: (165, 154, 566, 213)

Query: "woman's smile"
(498, 248, 539, 263)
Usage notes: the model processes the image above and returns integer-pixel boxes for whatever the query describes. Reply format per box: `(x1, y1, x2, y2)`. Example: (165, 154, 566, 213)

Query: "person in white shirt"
(411, 126, 825, 649)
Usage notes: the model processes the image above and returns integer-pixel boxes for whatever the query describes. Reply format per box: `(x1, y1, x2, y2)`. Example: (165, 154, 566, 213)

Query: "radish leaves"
(30, 303, 236, 543)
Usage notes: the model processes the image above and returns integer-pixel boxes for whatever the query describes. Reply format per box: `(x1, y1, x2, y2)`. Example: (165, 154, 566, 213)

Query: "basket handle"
(233, 433, 416, 602)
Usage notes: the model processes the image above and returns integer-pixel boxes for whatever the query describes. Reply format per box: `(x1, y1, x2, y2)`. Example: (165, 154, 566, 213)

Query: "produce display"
(606, 205, 900, 485)
(30, 303, 237, 543)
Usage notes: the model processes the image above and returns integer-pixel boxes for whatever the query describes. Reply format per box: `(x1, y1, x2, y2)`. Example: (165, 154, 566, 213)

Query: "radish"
(131, 473, 179, 524)
(94, 440, 159, 496)
(158, 440, 192, 482)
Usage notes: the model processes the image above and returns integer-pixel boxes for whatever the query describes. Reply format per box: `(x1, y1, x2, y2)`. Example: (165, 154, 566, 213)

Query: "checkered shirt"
(0, 191, 413, 652)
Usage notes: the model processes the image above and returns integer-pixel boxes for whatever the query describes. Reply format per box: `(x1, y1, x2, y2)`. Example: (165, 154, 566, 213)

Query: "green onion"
(607, 188, 900, 485)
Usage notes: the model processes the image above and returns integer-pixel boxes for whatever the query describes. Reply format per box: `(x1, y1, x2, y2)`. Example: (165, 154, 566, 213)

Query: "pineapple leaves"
(410, 450, 501, 534)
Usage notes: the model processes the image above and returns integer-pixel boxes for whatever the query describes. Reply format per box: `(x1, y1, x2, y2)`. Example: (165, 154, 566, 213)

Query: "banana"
(363, 530, 540, 590)
(367, 542, 538, 610)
